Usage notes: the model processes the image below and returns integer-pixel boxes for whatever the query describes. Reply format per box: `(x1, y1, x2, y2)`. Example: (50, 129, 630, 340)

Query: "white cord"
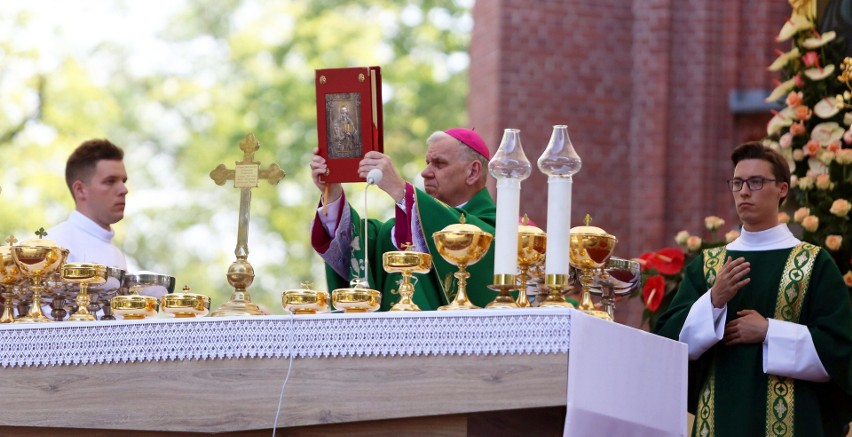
(271, 311, 295, 436)
(362, 184, 370, 286)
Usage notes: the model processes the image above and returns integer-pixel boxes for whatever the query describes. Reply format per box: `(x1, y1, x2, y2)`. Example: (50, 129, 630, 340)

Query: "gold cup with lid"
(569, 214, 617, 320)
(110, 272, 173, 320)
(331, 278, 381, 313)
(162, 285, 210, 318)
(10, 229, 69, 323)
(282, 281, 330, 315)
(515, 214, 546, 308)
(383, 244, 431, 312)
(432, 214, 493, 310)
(0, 239, 23, 323)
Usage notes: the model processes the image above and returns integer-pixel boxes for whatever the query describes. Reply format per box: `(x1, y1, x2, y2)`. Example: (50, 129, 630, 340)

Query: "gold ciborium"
(111, 285, 158, 320)
(62, 263, 107, 322)
(11, 233, 69, 323)
(331, 278, 381, 313)
(162, 285, 210, 318)
(516, 215, 546, 308)
(0, 241, 22, 323)
(432, 215, 493, 310)
(569, 214, 617, 321)
(383, 245, 432, 312)
(282, 281, 330, 315)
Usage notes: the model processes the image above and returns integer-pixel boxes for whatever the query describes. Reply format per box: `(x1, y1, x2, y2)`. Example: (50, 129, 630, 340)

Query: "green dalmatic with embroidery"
(655, 245, 852, 437)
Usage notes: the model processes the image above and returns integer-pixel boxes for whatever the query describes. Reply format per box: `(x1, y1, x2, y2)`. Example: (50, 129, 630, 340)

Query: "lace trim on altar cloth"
(0, 308, 572, 368)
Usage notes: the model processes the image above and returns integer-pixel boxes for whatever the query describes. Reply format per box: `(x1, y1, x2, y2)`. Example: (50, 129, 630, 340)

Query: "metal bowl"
(331, 288, 381, 313)
(124, 272, 176, 298)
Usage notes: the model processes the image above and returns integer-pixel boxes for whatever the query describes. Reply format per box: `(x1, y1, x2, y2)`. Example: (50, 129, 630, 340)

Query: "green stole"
(324, 187, 496, 310)
(695, 243, 820, 437)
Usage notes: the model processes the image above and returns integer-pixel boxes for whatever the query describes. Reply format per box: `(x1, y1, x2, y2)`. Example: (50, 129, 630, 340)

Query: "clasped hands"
(711, 256, 768, 345)
(310, 149, 406, 203)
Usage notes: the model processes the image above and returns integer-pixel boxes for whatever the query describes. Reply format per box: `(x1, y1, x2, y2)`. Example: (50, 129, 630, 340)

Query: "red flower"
(652, 248, 685, 275)
(643, 275, 666, 312)
(636, 252, 656, 272)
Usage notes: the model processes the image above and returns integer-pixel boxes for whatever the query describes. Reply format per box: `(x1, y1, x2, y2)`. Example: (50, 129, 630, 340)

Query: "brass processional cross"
(209, 133, 285, 316)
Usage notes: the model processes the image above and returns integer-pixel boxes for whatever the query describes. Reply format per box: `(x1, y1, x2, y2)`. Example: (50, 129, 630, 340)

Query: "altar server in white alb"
(48, 138, 128, 270)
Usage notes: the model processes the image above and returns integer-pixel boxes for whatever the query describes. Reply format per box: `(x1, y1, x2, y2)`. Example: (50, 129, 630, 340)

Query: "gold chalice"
(162, 285, 210, 318)
(383, 245, 432, 312)
(11, 234, 69, 323)
(62, 263, 107, 322)
(0, 241, 23, 323)
(282, 281, 330, 315)
(331, 278, 381, 313)
(515, 215, 546, 308)
(432, 215, 493, 310)
(569, 214, 617, 321)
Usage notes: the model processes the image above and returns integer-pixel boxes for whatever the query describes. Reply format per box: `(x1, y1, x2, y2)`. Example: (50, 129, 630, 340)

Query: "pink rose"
(793, 149, 805, 161)
(844, 271, 852, 288)
(825, 235, 843, 251)
(674, 230, 690, 246)
(837, 149, 852, 164)
(815, 174, 833, 190)
(725, 230, 740, 243)
(790, 122, 807, 136)
(686, 236, 702, 252)
(795, 105, 812, 121)
(828, 141, 842, 153)
(802, 215, 820, 232)
(704, 216, 725, 231)
(786, 91, 804, 107)
(844, 129, 852, 145)
(830, 199, 851, 217)
(779, 133, 793, 149)
(793, 207, 810, 222)
(778, 212, 791, 224)
(805, 140, 822, 157)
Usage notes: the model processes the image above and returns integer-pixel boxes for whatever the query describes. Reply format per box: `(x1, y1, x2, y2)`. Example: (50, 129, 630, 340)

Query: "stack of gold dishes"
(61, 263, 107, 322)
(10, 235, 69, 323)
(111, 273, 173, 320)
(162, 285, 210, 318)
(432, 214, 493, 310)
(383, 244, 431, 311)
(569, 214, 617, 321)
(332, 278, 381, 313)
(282, 281, 330, 314)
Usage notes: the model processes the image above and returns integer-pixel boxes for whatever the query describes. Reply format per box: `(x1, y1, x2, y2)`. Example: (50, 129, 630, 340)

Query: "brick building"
(468, 0, 788, 262)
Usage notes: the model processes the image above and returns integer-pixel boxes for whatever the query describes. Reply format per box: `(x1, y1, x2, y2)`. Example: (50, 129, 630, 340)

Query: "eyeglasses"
(727, 176, 779, 192)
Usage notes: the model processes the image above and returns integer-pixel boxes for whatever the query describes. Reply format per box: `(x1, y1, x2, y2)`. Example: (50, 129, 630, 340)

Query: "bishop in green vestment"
(654, 142, 852, 436)
(310, 128, 497, 310)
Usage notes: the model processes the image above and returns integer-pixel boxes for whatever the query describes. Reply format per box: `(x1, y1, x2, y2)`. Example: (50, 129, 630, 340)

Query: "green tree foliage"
(0, 0, 473, 312)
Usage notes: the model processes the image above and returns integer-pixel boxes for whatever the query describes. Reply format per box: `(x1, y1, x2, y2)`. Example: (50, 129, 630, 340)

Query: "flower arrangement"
(632, 216, 739, 330)
(762, 7, 852, 291)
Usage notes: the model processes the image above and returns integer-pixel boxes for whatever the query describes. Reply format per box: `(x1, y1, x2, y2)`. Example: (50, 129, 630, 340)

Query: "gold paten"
(332, 278, 381, 313)
(111, 285, 158, 320)
(282, 281, 330, 315)
(432, 214, 493, 310)
(162, 285, 210, 318)
(569, 214, 617, 321)
(383, 244, 431, 312)
(0, 238, 22, 323)
(10, 230, 69, 323)
(209, 133, 286, 316)
(62, 263, 107, 322)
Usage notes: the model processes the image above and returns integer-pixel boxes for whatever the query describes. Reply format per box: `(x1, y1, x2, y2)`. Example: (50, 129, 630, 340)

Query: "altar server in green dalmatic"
(655, 142, 852, 436)
(309, 128, 496, 310)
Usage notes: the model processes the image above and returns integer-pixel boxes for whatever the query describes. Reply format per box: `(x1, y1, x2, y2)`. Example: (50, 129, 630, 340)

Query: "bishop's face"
(76, 160, 128, 230)
(732, 159, 787, 232)
(420, 137, 474, 206)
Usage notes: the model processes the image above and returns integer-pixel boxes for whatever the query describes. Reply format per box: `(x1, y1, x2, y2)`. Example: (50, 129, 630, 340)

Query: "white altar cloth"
(0, 308, 572, 368)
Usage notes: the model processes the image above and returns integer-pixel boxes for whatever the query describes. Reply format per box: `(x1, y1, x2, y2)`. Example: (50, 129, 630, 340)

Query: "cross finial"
(583, 214, 592, 226)
(521, 214, 530, 225)
(459, 214, 467, 225)
(182, 285, 191, 293)
(300, 281, 314, 289)
(35, 227, 47, 239)
(401, 242, 414, 251)
(5, 235, 17, 245)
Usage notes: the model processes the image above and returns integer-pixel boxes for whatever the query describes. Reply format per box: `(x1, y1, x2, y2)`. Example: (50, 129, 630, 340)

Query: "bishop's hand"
(310, 147, 343, 203)
(359, 151, 405, 202)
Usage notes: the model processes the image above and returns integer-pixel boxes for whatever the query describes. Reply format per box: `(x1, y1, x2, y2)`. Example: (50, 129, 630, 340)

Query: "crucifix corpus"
(209, 133, 286, 316)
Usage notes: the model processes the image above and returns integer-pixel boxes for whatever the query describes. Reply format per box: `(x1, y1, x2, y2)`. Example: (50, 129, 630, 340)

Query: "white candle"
(493, 178, 521, 276)
(545, 176, 572, 275)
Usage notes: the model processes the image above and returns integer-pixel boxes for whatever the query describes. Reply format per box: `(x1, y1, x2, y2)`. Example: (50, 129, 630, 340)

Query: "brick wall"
(470, 0, 789, 258)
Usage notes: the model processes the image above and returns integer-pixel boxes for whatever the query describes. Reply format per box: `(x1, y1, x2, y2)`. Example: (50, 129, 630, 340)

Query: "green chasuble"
(316, 186, 497, 311)
(655, 245, 852, 437)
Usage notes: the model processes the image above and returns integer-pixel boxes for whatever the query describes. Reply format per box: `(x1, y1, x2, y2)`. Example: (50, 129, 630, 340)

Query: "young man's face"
(421, 137, 474, 206)
(732, 159, 787, 232)
(76, 159, 128, 230)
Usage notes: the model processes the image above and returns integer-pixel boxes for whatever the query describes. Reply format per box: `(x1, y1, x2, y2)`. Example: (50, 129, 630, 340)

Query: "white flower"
(811, 122, 845, 145)
(704, 216, 725, 231)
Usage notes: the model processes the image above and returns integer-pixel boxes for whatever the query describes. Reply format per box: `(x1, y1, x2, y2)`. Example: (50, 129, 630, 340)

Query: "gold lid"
(438, 214, 484, 233)
(570, 214, 611, 236)
(518, 214, 545, 235)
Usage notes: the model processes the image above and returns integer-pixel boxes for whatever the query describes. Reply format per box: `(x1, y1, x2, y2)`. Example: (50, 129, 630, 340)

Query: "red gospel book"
(315, 66, 383, 183)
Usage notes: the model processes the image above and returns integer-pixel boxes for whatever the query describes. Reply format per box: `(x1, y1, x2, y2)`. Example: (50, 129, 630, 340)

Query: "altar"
(0, 308, 687, 436)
